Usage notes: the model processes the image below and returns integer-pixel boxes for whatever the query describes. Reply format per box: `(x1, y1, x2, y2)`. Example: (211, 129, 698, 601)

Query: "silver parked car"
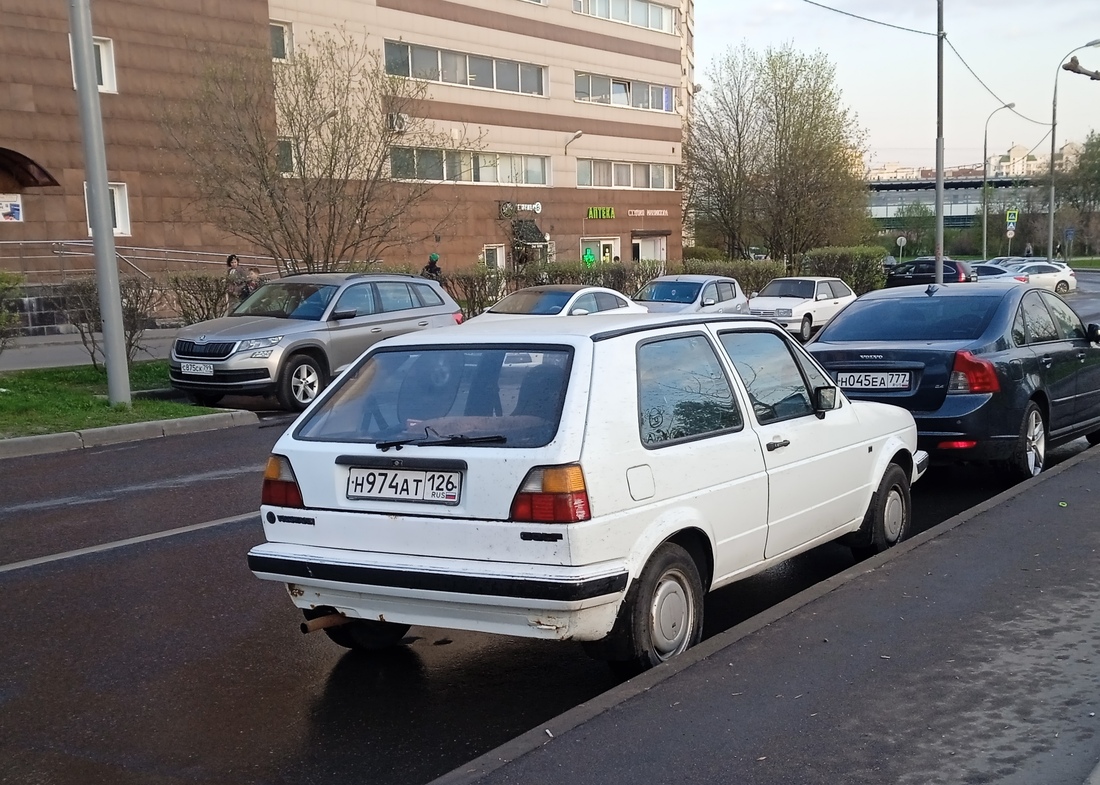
(631, 274, 748, 314)
(169, 273, 463, 411)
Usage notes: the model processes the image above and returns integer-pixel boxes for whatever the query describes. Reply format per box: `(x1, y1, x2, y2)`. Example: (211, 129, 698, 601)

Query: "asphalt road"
(2, 275, 1098, 785)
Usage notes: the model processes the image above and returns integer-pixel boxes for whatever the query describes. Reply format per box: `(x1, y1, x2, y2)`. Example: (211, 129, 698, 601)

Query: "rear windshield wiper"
(376, 433, 507, 451)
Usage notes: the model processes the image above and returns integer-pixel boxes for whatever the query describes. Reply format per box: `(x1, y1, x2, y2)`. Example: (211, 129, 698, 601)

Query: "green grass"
(0, 360, 213, 439)
(1069, 257, 1100, 268)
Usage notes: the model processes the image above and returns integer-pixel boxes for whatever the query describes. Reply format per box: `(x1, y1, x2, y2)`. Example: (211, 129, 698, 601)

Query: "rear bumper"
(911, 394, 1019, 462)
(247, 543, 628, 641)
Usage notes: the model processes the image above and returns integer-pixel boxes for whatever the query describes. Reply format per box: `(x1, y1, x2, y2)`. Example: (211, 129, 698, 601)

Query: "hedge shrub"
(801, 246, 887, 295)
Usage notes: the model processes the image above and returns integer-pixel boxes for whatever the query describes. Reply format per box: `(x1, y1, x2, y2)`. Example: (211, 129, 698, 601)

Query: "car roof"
(506, 285, 618, 295)
(766, 276, 840, 283)
(647, 274, 735, 283)
(277, 272, 420, 285)
(857, 281, 1027, 301)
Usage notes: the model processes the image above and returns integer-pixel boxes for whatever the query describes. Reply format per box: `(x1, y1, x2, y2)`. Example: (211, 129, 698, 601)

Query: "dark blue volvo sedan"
(807, 282, 1100, 480)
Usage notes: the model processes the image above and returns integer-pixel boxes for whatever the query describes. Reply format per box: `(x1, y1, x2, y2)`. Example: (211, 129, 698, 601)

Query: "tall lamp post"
(982, 102, 1014, 261)
(1047, 39, 1100, 263)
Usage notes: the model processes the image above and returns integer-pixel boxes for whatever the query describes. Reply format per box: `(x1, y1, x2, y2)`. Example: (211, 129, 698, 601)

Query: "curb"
(0, 410, 259, 460)
(432, 445, 1100, 785)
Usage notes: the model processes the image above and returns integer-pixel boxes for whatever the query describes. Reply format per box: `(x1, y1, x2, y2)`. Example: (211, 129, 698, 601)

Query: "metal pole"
(69, 0, 130, 405)
(982, 103, 1014, 262)
(934, 0, 944, 284)
(1048, 57, 1062, 264)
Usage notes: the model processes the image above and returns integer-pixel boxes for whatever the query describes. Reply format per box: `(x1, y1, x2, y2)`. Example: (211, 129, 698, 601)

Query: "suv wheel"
(1055, 281, 1070, 295)
(277, 355, 325, 411)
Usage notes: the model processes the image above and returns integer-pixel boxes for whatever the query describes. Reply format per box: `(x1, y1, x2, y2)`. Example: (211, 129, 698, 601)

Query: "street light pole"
(982, 102, 1014, 261)
(934, 0, 945, 284)
(1047, 39, 1100, 263)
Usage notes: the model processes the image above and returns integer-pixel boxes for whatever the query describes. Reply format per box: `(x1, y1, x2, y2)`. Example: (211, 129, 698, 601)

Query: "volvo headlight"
(776, 309, 793, 318)
(238, 336, 283, 352)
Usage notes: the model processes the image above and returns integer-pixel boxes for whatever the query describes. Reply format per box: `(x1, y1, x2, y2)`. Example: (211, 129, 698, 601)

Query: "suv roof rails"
(347, 272, 419, 280)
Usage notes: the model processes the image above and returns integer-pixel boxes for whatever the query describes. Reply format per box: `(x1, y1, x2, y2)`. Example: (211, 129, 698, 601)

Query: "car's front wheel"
(1005, 401, 1046, 482)
(845, 463, 911, 560)
(277, 354, 325, 411)
(799, 315, 813, 342)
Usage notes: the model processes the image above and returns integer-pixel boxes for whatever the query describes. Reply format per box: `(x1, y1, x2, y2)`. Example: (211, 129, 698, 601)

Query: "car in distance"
(470, 285, 649, 321)
(885, 257, 976, 287)
(807, 282, 1100, 480)
(170, 273, 463, 411)
(248, 314, 928, 673)
(748, 276, 857, 342)
(1002, 261, 1076, 294)
(632, 274, 748, 314)
(972, 263, 1029, 283)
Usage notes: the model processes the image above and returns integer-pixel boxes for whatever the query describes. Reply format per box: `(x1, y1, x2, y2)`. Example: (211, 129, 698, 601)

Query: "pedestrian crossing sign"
(1006, 209, 1019, 223)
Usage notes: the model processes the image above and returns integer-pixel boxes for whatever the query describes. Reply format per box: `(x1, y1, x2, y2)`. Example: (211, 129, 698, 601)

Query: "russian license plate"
(180, 362, 214, 376)
(346, 468, 462, 505)
(836, 371, 910, 390)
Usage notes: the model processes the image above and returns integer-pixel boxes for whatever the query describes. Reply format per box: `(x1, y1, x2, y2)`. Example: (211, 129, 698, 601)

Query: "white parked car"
(632, 274, 748, 315)
(470, 285, 649, 321)
(1003, 262, 1076, 294)
(248, 314, 928, 673)
(748, 276, 857, 341)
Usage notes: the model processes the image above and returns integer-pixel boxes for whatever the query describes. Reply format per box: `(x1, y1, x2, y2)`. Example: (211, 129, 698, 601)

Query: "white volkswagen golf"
(248, 314, 927, 673)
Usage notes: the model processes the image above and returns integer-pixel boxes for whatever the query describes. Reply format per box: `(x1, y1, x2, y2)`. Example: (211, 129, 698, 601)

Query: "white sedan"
(748, 276, 858, 341)
(1004, 262, 1077, 294)
(470, 285, 649, 321)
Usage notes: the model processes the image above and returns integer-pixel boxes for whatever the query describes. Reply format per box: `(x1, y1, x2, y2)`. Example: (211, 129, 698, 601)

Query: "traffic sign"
(1006, 222, 1017, 232)
(1065, 227, 1077, 240)
(1006, 229, 1016, 239)
(896, 236, 907, 248)
(1006, 209, 1019, 223)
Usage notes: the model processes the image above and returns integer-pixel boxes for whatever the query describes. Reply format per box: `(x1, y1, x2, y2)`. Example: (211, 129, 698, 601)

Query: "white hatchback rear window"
(295, 347, 573, 448)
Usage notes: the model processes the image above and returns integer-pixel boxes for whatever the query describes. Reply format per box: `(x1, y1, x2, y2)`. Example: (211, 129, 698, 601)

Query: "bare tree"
(166, 29, 476, 273)
(686, 45, 869, 268)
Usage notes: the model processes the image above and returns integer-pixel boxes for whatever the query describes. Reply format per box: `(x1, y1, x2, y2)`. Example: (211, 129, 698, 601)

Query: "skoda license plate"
(180, 362, 214, 376)
(346, 468, 462, 505)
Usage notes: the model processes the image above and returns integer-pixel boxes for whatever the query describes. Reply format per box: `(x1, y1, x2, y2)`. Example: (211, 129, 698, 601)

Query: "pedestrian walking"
(225, 254, 245, 311)
(422, 253, 442, 280)
(1024, 243, 1033, 257)
(241, 267, 265, 299)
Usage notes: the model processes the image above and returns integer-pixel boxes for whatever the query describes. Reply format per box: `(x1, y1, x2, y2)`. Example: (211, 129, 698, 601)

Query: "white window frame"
(69, 35, 117, 93)
(575, 71, 676, 113)
(392, 148, 549, 186)
(84, 182, 130, 237)
(275, 139, 296, 176)
(482, 244, 507, 269)
(572, 0, 677, 34)
(581, 237, 621, 263)
(576, 160, 677, 190)
(384, 40, 547, 97)
(270, 21, 292, 62)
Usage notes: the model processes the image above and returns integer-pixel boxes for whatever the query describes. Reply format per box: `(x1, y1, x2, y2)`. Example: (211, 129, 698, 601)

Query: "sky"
(693, 0, 1099, 169)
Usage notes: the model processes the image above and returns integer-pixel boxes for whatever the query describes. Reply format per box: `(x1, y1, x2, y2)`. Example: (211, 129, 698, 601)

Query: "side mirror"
(750, 291, 759, 298)
(702, 298, 716, 307)
(569, 308, 590, 316)
(330, 308, 357, 321)
(813, 385, 838, 417)
(1088, 323, 1100, 345)
(816, 293, 829, 301)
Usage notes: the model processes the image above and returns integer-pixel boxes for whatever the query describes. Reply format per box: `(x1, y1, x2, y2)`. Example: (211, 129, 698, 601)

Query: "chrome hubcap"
(649, 570, 693, 660)
(882, 487, 904, 543)
(292, 364, 320, 404)
(1026, 410, 1045, 476)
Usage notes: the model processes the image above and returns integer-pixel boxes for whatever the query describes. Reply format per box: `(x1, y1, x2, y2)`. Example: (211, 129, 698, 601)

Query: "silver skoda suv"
(169, 272, 463, 411)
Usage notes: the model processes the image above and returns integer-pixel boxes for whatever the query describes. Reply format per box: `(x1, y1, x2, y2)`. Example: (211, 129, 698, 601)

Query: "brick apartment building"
(0, 0, 692, 275)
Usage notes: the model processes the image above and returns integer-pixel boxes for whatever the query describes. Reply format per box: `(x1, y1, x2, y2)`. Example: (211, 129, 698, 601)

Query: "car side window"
(572, 293, 599, 314)
(637, 335, 743, 447)
(789, 341, 833, 394)
(718, 331, 814, 424)
(701, 282, 718, 304)
(1012, 306, 1027, 346)
(412, 283, 444, 307)
(332, 283, 377, 317)
(594, 292, 626, 311)
(717, 282, 735, 302)
(1040, 292, 1086, 341)
(1021, 291, 1059, 343)
(816, 282, 831, 300)
(829, 280, 853, 298)
(376, 282, 416, 312)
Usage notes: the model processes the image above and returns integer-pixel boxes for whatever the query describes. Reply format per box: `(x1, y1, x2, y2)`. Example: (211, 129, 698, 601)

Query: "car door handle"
(1040, 356, 1053, 367)
(1078, 351, 1088, 362)
(370, 327, 383, 333)
(766, 439, 790, 451)
(417, 320, 429, 327)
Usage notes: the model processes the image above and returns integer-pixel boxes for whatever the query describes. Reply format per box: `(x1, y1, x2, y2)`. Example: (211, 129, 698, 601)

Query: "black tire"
(1005, 401, 1046, 482)
(595, 543, 704, 676)
(799, 315, 813, 343)
(185, 391, 223, 407)
(302, 608, 410, 652)
(1087, 430, 1100, 447)
(1055, 281, 1070, 295)
(845, 463, 911, 560)
(277, 354, 325, 412)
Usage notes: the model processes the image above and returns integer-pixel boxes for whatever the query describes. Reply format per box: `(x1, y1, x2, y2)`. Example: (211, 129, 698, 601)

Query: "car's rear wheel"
(1055, 281, 1070, 295)
(1005, 401, 1046, 481)
(277, 354, 325, 411)
(302, 608, 410, 652)
(799, 315, 813, 342)
(185, 391, 223, 407)
(595, 543, 704, 677)
(845, 463, 911, 559)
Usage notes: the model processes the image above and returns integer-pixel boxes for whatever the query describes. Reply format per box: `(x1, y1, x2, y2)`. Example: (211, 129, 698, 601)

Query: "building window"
(275, 140, 295, 174)
(483, 245, 506, 269)
(384, 41, 547, 97)
(84, 182, 130, 237)
(270, 22, 291, 61)
(573, 0, 677, 33)
(577, 159, 675, 189)
(575, 72, 676, 112)
(70, 36, 117, 93)
(393, 148, 549, 185)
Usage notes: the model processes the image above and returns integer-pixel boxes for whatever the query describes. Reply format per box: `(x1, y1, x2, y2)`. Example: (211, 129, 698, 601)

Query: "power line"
(943, 37, 1049, 126)
(800, 0, 935, 37)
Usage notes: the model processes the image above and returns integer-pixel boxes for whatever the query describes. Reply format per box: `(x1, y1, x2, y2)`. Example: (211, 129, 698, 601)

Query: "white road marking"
(0, 512, 256, 574)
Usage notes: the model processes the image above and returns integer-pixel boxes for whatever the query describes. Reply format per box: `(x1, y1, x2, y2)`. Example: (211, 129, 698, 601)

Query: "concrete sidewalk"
(436, 448, 1100, 785)
(0, 327, 177, 372)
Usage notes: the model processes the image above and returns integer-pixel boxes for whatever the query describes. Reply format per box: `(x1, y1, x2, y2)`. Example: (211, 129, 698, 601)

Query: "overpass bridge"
(868, 176, 1042, 229)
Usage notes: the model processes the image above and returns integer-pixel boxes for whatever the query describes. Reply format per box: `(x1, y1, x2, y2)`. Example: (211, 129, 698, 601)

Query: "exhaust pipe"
(300, 613, 352, 634)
